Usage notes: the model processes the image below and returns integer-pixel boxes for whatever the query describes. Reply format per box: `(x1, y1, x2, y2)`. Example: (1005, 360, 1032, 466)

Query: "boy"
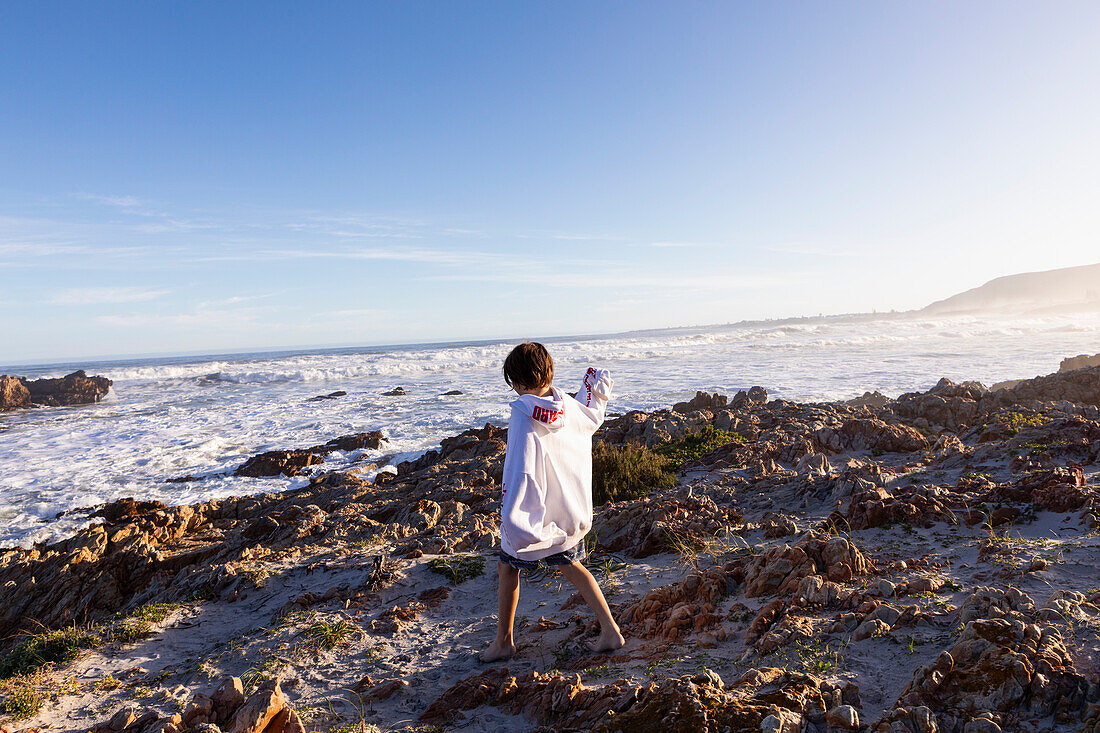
(480, 342, 625, 663)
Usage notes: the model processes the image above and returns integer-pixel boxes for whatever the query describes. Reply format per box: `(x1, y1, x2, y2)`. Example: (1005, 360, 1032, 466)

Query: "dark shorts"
(499, 541, 586, 572)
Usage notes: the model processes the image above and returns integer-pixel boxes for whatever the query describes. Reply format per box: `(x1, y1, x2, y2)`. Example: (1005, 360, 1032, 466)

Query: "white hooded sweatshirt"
(499, 367, 613, 561)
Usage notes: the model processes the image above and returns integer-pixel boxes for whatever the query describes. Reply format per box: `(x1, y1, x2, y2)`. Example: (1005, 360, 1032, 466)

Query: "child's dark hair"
(503, 342, 554, 390)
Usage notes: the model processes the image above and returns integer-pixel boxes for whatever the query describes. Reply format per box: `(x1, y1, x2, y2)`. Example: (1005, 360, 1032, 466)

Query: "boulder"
(305, 390, 346, 402)
(234, 431, 387, 477)
(0, 375, 31, 410)
(21, 370, 112, 406)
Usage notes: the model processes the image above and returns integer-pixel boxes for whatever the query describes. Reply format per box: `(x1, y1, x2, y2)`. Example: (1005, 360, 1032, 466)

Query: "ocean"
(3, 311, 1099, 549)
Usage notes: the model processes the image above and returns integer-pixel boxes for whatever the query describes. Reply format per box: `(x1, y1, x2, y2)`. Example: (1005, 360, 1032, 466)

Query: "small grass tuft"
(305, 619, 357, 650)
(128, 602, 180, 624)
(111, 619, 152, 644)
(428, 555, 485, 585)
(0, 626, 102, 679)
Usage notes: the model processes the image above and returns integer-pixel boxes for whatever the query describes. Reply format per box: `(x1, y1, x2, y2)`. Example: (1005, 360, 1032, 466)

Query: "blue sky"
(3, 2, 1100, 363)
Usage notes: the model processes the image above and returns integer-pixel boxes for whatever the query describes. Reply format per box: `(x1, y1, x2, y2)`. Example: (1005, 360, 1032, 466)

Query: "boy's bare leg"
(480, 561, 519, 662)
(559, 561, 625, 652)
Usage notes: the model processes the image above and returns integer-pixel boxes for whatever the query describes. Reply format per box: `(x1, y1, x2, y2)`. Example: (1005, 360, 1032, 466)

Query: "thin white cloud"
(197, 291, 288, 309)
(74, 193, 145, 209)
(762, 243, 858, 257)
(650, 241, 715, 248)
(424, 269, 794, 291)
(45, 287, 170, 306)
(514, 233, 627, 242)
(191, 246, 501, 267)
(95, 308, 253, 328)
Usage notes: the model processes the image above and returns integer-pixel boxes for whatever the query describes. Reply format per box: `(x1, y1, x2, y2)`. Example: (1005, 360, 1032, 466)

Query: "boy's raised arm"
(575, 367, 614, 428)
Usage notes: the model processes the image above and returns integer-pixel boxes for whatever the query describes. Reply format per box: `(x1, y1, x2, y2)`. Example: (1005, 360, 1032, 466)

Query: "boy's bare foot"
(587, 628, 625, 653)
(479, 640, 517, 662)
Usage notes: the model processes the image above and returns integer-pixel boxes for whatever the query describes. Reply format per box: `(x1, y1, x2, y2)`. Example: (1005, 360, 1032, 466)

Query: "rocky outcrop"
(88, 677, 304, 733)
(1060, 352, 1100, 372)
(22, 370, 112, 406)
(0, 370, 112, 410)
(991, 365, 1100, 409)
(673, 391, 727, 414)
(881, 619, 1094, 731)
(599, 388, 768, 448)
(421, 666, 860, 733)
(620, 564, 736, 642)
(592, 489, 743, 558)
(893, 378, 988, 431)
(234, 431, 387, 477)
(737, 531, 872, 598)
(305, 390, 346, 402)
(844, 484, 956, 530)
(815, 418, 928, 455)
(993, 466, 1092, 512)
(0, 375, 31, 411)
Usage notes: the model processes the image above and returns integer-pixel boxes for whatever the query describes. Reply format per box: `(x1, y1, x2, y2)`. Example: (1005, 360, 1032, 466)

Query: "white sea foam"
(2, 312, 1100, 548)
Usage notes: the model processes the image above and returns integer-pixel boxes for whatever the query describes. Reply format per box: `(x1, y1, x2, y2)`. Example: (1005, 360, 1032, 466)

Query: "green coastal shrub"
(0, 626, 102, 679)
(110, 618, 152, 644)
(593, 426, 738, 505)
(652, 425, 739, 466)
(592, 442, 677, 505)
(0, 685, 42, 719)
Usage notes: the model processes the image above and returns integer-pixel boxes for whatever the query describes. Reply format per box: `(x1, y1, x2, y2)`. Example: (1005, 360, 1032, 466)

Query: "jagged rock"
(1060, 353, 1100, 372)
(598, 408, 715, 448)
(826, 704, 859, 730)
(382, 387, 406, 396)
(592, 490, 743, 558)
(421, 666, 854, 733)
(738, 531, 872, 598)
(0, 375, 31, 410)
(747, 385, 769, 403)
(893, 377, 987, 430)
(956, 587, 1036, 624)
(993, 466, 1091, 512)
(1038, 590, 1098, 624)
(233, 431, 386, 477)
(89, 677, 302, 733)
(843, 483, 955, 531)
(853, 618, 890, 641)
(224, 679, 286, 733)
(847, 391, 892, 408)
(815, 418, 927, 455)
(885, 618, 1092, 730)
(673, 391, 727, 414)
(621, 564, 735, 641)
(306, 390, 347, 402)
(18, 370, 112, 406)
(442, 389, 463, 395)
(211, 678, 246, 724)
(761, 511, 798, 539)
(994, 365, 1100, 408)
(235, 450, 322, 478)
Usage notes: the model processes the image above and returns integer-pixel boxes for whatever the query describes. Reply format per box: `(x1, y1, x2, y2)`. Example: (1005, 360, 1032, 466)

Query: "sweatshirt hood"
(511, 386, 567, 431)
